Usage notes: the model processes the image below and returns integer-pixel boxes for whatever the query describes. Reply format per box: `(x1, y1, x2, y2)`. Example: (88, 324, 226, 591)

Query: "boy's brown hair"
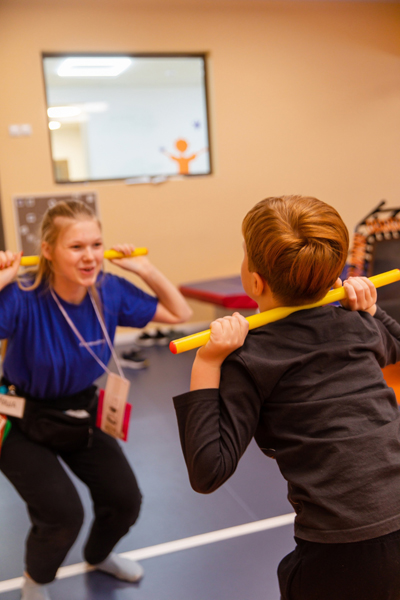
(242, 195, 349, 305)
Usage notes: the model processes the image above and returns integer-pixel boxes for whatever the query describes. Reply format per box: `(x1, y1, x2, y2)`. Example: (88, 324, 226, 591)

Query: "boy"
(173, 195, 400, 600)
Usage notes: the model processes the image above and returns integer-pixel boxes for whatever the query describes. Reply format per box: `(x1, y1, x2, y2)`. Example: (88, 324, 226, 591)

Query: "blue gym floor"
(0, 342, 295, 600)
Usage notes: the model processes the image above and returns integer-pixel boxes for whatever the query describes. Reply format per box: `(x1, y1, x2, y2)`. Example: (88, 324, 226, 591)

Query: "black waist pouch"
(4, 380, 98, 452)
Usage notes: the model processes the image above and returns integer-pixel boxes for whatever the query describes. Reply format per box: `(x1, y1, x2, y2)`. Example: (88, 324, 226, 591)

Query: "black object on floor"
(120, 349, 149, 370)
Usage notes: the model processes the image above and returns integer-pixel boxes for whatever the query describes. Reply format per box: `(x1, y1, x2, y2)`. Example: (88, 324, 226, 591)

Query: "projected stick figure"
(161, 138, 208, 175)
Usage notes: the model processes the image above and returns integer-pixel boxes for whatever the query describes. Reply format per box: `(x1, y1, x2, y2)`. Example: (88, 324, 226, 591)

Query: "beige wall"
(1, 0, 400, 322)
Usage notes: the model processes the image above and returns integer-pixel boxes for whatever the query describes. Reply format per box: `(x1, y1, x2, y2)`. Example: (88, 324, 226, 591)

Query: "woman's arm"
(109, 245, 192, 324)
(0, 251, 22, 291)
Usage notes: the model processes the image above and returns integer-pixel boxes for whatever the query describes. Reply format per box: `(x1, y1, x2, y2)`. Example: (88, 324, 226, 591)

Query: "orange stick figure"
(161, 139, 208, 175)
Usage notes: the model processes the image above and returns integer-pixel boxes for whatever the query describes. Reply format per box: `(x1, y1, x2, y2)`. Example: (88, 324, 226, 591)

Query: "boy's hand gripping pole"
(20, 248, 148, 267)
(169, 269, 400, 354)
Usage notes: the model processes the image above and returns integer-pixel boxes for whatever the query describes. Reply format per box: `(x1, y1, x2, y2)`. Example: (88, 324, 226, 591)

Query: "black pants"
(0, 423, 142, 584)
(278, 530, 400, 600)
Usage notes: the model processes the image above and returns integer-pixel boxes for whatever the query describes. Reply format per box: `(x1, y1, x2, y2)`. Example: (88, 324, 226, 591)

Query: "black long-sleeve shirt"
(173, 305, 400, 543)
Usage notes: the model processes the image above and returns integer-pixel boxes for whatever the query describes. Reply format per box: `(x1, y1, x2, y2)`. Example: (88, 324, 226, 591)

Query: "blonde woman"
(0, 200, 191, 600)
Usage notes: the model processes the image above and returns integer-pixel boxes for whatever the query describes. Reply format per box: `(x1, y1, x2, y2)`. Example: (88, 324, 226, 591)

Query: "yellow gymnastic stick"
(169, 269, 400, 354)
(20, 247, 148, 266)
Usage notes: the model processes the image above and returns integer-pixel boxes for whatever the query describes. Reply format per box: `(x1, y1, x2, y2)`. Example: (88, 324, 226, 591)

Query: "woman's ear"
(41, 241, 52, 261)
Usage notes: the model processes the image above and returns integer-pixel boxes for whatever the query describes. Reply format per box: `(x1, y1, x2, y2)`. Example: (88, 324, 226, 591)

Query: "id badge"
(100, 373, 130, 439)
(0, 391, 25, 418)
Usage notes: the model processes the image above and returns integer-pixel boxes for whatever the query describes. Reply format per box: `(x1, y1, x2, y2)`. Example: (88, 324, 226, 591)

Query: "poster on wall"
(13, 192, 98, 256)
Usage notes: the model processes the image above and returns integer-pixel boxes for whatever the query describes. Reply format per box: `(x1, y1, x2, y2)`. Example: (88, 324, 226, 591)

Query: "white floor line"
(0, 512, 295, 593)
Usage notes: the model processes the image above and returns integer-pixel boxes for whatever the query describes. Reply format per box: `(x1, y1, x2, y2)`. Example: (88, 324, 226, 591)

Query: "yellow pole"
(20, 247, 148, 267)
(169, 269, 400, 354)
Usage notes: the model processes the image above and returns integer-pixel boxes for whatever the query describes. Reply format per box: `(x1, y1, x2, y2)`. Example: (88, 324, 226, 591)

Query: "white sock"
(92, 553, 144, 582)
(21, 577, 51, 600)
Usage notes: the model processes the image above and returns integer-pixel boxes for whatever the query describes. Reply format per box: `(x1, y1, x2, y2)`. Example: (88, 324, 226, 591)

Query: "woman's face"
(48, 218, 104, 294)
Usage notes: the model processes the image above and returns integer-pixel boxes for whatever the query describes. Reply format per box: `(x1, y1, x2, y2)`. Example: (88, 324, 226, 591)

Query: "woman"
(0, 200, 192, 600)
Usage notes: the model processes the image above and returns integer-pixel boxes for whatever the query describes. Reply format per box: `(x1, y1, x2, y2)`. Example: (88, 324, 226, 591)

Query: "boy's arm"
(371, 305, 400, 365)
(190, 312, 249, 390)
(339, 276, 400, 364)
(174, 313, 259, 494)
(337, 276, 377, 315)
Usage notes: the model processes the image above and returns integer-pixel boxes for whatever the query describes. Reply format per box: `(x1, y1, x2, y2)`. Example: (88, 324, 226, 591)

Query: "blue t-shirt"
(0, 273, 158, 399)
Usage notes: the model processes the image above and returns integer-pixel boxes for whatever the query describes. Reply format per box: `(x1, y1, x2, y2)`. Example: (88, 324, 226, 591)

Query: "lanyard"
(50, 288, 124, 379)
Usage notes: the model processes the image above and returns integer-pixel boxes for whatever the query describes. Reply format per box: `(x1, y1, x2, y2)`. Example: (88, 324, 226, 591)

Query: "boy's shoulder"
(232, 304, 378, 361)
(220, 305, 384, 400)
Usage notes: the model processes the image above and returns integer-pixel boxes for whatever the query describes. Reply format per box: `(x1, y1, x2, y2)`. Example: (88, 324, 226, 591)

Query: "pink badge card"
(98, 373, 131, 440)
(0, 414, 7, 455)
